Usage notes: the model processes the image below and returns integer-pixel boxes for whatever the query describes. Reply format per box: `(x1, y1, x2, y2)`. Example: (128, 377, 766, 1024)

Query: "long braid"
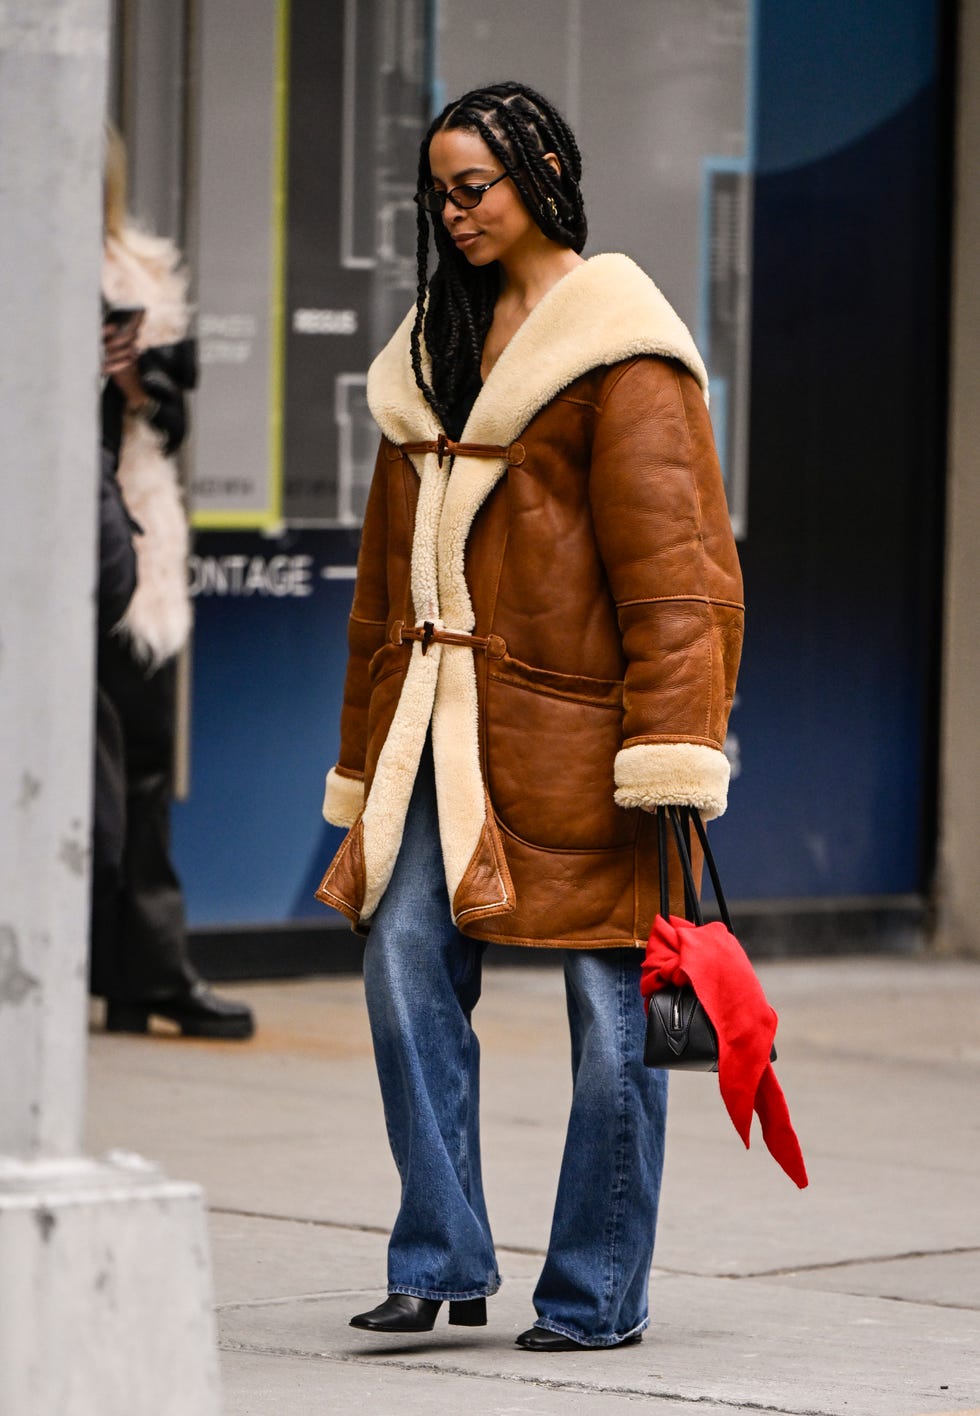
(409, 185, 435, 417)
(409, 82, 588, 423)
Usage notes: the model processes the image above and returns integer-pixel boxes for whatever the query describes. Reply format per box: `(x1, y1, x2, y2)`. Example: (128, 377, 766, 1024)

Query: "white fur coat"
(103, 228, 192, 666)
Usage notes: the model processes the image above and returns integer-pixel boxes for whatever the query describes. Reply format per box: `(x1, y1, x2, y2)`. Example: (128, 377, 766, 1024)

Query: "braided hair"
(410, 82, 588, 427)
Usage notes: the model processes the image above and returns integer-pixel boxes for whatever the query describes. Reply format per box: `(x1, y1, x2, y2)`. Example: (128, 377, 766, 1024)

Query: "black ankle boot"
(350, 1294, 487, 1333)
(105, 981, 255, 1040)
(516, 1325, 642, 1351)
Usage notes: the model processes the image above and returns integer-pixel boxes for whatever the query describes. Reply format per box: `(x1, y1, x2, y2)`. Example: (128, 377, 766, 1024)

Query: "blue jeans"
(362, 737, 669, 1346)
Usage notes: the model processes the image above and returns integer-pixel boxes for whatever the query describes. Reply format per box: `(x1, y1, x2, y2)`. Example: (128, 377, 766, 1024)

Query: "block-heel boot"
(448, 1297, 487, 1326)
(104, 982, 254, 1039)
(349, 1294, 487, 1332)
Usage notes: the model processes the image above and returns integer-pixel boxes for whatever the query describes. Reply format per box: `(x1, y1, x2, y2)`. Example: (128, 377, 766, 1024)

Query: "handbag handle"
(657, 805, 734, 935)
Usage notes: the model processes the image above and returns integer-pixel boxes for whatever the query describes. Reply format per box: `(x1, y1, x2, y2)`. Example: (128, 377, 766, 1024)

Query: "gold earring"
(546, 196, 558, 218)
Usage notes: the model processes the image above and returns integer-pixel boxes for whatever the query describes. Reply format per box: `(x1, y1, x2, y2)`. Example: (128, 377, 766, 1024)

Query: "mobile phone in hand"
(104, 304, 145, 330)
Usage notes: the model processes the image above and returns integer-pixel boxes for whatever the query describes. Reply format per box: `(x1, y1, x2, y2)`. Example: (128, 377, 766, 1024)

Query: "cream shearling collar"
(367, 252, 708, 448)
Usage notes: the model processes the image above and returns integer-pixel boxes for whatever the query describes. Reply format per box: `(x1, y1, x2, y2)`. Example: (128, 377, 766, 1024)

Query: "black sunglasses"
(415, 172, 509, 214)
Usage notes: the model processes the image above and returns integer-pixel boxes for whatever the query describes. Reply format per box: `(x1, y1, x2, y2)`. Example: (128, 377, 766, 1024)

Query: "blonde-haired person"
(94, 121, 253, 1040)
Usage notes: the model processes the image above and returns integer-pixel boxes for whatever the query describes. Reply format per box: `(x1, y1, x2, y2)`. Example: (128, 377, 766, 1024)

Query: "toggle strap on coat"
(400, 435, 526, 467)
(641, 914, 809, 1189)
(393, 621, 498, 656)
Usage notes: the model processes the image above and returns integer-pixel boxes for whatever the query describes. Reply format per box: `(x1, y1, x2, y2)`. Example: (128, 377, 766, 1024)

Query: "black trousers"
(90, 637, 197, 1001)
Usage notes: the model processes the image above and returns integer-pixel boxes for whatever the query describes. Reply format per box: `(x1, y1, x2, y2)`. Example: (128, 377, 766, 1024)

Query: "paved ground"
(86, 954, 980, 1416)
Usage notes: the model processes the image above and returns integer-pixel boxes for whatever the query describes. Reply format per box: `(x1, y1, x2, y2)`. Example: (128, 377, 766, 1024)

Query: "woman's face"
(427, 126, 546, 271)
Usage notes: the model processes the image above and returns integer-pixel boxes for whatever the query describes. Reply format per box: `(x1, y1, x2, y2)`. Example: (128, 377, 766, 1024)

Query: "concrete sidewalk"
(86, 955, 980, 1416)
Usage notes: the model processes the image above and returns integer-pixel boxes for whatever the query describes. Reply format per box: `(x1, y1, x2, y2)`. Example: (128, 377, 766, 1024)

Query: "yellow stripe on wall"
(265, 0, 290, 529)
(192, 510, 284, 532)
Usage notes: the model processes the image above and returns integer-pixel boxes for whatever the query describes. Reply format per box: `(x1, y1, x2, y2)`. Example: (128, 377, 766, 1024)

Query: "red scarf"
(642, 914, 808, 1189)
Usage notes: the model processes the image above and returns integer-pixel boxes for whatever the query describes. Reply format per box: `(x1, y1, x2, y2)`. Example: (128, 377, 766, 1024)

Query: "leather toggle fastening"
(401, 436, 526, 468)
(391, 620, 506, 658)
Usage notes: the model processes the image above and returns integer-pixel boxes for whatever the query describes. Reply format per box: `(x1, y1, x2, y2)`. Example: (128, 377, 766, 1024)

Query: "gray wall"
(110, 0, 189, 241)
(436, 0, 752, 528)
(436, 0, 749, 328)
(937, 0, 980, 956)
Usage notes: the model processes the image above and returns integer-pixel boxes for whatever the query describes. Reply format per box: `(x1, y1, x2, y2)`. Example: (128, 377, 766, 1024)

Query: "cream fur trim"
(114, 419, 191, 666)
(322, 768, 365, 828)
(356, 254, 712, 918)
(431, 625, 485, 907)
(355, 441, 449, 919)
(366, 253, 707, 453)
(103, 228, 190, 349)
(613, 743, 731, 820)
(105, 227, 192, 666)
(360, 642, 441, 919)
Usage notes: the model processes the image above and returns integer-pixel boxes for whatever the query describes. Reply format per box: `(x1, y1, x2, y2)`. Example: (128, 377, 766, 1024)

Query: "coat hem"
(463, 930, 646, 951)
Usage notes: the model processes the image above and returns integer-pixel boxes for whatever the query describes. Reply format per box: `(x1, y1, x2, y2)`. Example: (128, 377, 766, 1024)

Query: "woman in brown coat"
(318, 82, 743, 1350)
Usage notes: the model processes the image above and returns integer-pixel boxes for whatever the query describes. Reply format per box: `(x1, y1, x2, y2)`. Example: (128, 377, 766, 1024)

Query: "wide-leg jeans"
(362, 737, 669, 1346)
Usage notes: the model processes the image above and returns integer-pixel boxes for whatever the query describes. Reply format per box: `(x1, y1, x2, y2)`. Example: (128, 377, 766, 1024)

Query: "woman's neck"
(496, 242, 585, 314)
(480, 246, 585, 383)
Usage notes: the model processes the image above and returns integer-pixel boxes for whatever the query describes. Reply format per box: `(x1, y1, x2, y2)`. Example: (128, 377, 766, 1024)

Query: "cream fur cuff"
(322, 767, 365, 827)
(613, 742, 731, 820)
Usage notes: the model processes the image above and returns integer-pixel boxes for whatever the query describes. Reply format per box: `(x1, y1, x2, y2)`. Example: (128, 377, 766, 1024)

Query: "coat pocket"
(484, 654, 636, 851)
(315, 815, 366, 926)
(365, 641, 410, 787)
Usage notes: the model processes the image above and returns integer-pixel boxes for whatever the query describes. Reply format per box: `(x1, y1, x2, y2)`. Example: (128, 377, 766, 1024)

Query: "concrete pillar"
(0, 3, 220, 1409)
(937, 0, 980, 958)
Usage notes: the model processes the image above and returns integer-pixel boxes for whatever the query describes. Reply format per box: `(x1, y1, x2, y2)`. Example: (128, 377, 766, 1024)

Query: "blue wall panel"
(709, 0, 946, 898)
(172, 531, 354, 924)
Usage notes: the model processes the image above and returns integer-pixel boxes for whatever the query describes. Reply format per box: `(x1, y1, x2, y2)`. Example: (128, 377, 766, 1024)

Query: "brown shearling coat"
(317, 254, 743, 949)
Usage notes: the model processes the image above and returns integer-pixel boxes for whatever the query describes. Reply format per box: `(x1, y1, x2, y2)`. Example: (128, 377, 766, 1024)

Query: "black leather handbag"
(643, 806, 774, 1072)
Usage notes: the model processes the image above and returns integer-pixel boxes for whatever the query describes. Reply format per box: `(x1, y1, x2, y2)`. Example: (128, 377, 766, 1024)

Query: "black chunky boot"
(105, 981, 254, 1039)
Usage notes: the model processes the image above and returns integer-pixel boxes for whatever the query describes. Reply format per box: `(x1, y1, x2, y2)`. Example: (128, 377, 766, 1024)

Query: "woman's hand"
(102, 313, 146, 410)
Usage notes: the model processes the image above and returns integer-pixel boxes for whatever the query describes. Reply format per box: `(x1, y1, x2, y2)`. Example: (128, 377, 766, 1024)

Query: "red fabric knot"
(642, 913, 809, 1189)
